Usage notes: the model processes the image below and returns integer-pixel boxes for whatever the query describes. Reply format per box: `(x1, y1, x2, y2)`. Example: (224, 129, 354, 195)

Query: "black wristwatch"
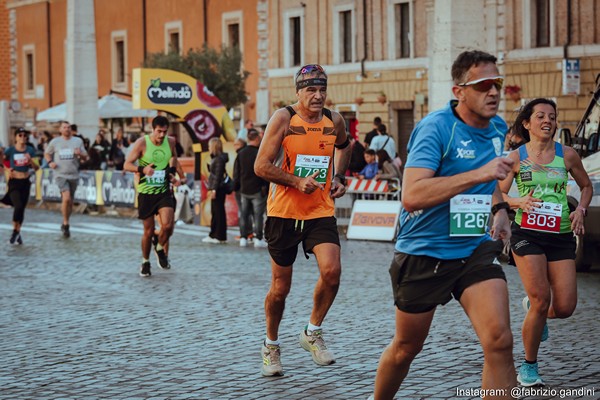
(491, 201, 510, 215)
(334, 173, 347, 186)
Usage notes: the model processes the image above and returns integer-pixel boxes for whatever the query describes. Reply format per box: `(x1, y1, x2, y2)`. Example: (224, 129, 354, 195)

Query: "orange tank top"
(267, 107, 338, 220)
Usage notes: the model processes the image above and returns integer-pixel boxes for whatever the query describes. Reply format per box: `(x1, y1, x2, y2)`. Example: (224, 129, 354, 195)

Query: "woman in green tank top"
(499, 98, 592, 386)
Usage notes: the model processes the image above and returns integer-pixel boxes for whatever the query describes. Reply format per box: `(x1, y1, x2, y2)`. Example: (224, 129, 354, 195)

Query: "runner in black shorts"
(499, 98, 592, 386)
(371, 51, 517, 399)
(264, 216, 340, 267)
(254, 64, 351, 377)
(124, 116, 183, 277)
(137, 192, 176, 220)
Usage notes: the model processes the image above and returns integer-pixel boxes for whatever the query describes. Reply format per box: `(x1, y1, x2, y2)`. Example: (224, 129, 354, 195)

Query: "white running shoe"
(202, 236, 224, 244)
(254, 239, 268, 248)
(240, 238, 248, 247)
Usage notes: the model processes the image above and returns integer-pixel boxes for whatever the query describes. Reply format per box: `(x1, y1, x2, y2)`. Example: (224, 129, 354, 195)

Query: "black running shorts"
(389, 240, 506, 313)
(264, 216, 340, 266)
(137, 191, 176, 220)
(510, 223, 576, 262)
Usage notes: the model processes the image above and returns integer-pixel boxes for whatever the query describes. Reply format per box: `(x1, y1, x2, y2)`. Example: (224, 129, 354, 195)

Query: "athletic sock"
(156, 243, 163, 251)
(525, 359, 537, 364)
(265, 336, 280, 346)
(142, 258, 149, 263)
(307, 322, 321, 335)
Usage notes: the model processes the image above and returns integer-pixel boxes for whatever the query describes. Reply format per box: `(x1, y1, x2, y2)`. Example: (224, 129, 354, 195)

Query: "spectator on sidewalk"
(364, 116, 382, 147)
(110, 128, 129, 170)
(237, 119, 254, 142)
(369, 124, 396, 161)
(233, 128, 268, 247)
(375, 149, 402, 184)
(348, 135, 367, 176)
(202, 137, 229, 244)
(356, 149, 378, 179)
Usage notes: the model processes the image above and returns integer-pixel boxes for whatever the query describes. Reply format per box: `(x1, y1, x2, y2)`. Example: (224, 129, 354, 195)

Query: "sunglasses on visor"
(296, 64, 325, 79)
(458, 76, 504, 92)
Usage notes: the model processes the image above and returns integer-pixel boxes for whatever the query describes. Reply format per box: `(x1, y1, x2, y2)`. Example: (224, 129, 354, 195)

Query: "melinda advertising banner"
(132, 68, 239, 227)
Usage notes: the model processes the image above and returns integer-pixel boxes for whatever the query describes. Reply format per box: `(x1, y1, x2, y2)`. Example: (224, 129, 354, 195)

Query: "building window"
(228, 23, 239, 48)
(165, 21, 183, 54)
(111, 31, 127, 89)
(25, 52, 34, 91)
(341, 11, 353, 63)
(387, 0, 413, 60)
(333, 5, 355, 64)
(22, 45, 35, 98)
(535, 0, 550, 47)
(291, 17, 301, 66)
(523, 0, 555, 49)
(222, 11, 243, 52)
(395, 2, 410, 58)
(115, 40, 125, 83)
(283, 9, 304, 68)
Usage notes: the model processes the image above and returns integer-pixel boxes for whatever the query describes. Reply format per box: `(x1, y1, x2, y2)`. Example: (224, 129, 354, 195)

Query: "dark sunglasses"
(458, 76, 504, 92)
(296, 64, 325, 79)
(16, 133, 28, 137)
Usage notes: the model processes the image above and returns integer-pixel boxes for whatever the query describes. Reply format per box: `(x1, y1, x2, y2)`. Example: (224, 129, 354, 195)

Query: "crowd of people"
(0, 53, 594, 398)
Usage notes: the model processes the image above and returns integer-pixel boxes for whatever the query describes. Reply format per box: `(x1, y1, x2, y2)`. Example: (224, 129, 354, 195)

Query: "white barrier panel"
(346, 200, 401, 241)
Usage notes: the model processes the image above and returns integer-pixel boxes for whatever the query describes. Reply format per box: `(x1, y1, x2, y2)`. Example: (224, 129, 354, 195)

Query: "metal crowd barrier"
(335, 177, 401, 226)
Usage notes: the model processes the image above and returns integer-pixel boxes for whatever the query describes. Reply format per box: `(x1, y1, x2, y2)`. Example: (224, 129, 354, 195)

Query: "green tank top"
(137, 135, 172, 194)
(514, 142, 571, 233)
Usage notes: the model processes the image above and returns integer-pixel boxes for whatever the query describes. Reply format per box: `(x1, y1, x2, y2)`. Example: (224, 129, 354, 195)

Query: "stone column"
(428, 0, 494, 111)
(66, 0, 98, 140)
(255, 0, 270, 125)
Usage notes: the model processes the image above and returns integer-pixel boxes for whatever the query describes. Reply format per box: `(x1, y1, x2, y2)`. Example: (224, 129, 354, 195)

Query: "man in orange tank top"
(255, 64, 351, 377)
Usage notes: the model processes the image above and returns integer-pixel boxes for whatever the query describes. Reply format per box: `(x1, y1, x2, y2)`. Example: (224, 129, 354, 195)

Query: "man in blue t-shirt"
(371, 50, 517, 399)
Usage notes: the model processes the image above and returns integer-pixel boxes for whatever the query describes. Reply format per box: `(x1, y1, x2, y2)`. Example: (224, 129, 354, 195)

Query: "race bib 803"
(521, 202, 562, 233)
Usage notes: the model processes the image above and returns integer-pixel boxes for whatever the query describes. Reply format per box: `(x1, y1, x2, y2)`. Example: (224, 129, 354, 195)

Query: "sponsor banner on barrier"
(101, 170, 137, 207)
(41, 169, 62, 202)
(346, 200, 401, 241)
(74, 171, 99, 205)
(0, 172, 7, 197)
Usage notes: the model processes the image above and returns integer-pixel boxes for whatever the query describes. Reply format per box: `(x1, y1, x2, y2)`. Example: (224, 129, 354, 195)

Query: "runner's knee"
(389, 337, 423, 364)
(481, 325, 513, 355)
(270, 276, 292, 298)
(319, 263, 341, 287)
(552, 300, 576, 318)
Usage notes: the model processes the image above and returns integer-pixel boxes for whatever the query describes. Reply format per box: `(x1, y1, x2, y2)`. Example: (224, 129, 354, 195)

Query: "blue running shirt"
(396, 101, 507, 259)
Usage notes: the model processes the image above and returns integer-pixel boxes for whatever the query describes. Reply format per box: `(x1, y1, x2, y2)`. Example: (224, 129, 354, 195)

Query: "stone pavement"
(0, 208, 598, 400)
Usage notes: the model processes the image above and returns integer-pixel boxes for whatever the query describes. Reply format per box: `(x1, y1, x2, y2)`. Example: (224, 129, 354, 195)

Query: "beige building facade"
(3, 0, 600, 159)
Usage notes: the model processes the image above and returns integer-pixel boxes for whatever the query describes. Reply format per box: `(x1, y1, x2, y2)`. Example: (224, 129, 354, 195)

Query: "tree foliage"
(143, 45, 250, 110)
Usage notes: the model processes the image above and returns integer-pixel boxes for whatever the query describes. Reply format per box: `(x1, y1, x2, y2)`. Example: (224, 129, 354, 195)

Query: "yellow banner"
(132, 68, 236, 142)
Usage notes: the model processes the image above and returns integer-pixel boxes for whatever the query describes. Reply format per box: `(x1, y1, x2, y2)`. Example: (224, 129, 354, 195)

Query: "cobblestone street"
(1, 208, 598, 399)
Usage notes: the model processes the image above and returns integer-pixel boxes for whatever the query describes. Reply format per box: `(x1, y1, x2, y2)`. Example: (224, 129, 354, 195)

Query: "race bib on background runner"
(294, 154, 330, 184)
(521, 202, 562, 233)
(449, 194, 492, 236)
(13, 153, 28, 167)
(58, 148, 74, 160)
(146, 170, 166, 187)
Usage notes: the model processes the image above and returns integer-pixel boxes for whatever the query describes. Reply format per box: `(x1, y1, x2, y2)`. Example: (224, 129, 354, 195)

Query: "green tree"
(143, 44, 250, 110)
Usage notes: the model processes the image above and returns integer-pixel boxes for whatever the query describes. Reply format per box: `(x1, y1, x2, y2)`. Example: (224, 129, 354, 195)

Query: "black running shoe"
(16, 232, 23, 245)
(9, 230, 18, 244)
(155, 248, 170, 270)
(61, 224, 70, 238)
(140, 261, 151, 277)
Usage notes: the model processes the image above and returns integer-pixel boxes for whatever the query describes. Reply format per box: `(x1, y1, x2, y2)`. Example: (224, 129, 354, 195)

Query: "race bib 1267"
(449, 194, 492, 237)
